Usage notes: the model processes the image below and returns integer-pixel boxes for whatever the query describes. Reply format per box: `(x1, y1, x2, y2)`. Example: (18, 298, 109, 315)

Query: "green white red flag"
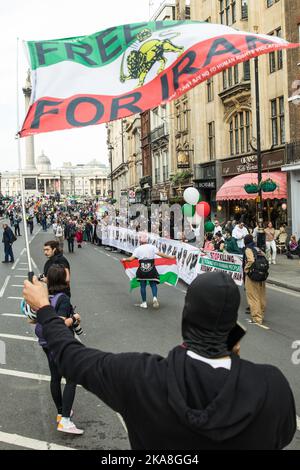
(121, 258, 178, 290)
(20, 20, 299, 137)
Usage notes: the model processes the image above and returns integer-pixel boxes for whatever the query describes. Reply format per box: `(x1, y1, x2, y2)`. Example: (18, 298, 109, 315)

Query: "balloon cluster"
(181, 187, 211, 226)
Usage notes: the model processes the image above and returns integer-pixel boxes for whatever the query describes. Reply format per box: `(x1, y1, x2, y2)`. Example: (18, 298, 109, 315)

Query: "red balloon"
(196, 201, 211, 218)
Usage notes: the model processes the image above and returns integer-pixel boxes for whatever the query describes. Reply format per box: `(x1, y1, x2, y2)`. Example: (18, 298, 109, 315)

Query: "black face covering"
(182, 272, 240, 358)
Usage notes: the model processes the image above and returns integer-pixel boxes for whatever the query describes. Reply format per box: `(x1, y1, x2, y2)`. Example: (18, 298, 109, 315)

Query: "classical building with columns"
(1, 152, 109, 198)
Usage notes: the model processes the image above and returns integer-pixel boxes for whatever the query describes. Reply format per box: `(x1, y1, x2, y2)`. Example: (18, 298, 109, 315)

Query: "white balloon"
(183, 187, 199, 205)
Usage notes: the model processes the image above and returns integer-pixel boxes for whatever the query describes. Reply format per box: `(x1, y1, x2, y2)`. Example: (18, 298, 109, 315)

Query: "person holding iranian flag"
(122, 233, 176, 310)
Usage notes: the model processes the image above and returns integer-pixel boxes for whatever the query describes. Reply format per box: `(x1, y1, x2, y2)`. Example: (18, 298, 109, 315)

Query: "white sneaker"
(57, 420, 84, 435)
(153, 297, 159, 309)
(272, 260, 276, 265)
(139, 302, 148, 309)
(56, 410, 74, 424)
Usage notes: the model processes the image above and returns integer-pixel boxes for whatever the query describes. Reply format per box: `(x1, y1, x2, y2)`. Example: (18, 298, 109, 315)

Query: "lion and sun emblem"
(120, 28, 185, 87)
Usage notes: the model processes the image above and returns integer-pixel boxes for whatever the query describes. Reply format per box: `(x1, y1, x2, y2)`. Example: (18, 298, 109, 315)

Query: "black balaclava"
(182, 272, 240, 358)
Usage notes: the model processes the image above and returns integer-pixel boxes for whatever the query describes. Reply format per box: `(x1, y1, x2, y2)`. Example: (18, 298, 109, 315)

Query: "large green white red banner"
(20, 20, 299, 137)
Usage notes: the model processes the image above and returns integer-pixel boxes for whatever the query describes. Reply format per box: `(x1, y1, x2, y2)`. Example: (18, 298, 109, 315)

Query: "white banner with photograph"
(103, 226, 243, 286)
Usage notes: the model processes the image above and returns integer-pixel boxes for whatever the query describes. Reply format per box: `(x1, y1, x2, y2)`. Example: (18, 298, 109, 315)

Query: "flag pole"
(16, 37, 34, 281)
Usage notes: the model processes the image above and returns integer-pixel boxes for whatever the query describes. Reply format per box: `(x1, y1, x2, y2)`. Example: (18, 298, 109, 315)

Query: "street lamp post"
(254, 55, 266, 251)
(108, 144, 114, 201)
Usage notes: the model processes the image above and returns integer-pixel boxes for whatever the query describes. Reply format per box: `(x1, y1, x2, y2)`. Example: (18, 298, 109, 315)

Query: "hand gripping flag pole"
(16, 38, 34, 282)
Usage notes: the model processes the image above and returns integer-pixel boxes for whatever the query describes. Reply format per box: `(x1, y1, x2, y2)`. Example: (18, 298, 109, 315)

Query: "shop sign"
(197, 180, 216, 189)
(222, 150, 285, 176)
(177, 150, 190, 169)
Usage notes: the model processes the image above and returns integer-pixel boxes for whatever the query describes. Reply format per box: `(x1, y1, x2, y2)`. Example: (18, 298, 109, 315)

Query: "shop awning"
(216, 172, 287, 201)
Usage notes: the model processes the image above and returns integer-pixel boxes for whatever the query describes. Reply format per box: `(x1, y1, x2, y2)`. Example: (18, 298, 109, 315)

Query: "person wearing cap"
(122, 233, 176, 309)
(23, 272, 296, 450)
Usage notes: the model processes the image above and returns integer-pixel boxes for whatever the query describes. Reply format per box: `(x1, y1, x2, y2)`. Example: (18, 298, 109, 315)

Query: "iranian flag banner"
(20, 21, 299, 137)
(121, 258, 178, 290)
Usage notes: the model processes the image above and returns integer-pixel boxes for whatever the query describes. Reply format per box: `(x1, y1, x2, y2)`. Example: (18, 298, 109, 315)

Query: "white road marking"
(31, 258, 37, 270)
(0, 276, 11, 298)
(14, 275, 26, 278)
(246, 320, 270, 330)
(0, 369, 50, 381)
(16, 268, 28, 271)
(113, 257, 119, 261)
(1, 314, 24, 318)
(255, 324, 270, 330)
(0, 334, 37, 342)
(116, 413, 128, 434)
(7, 296, 23, 300)
(29, 227, 42, 245)
(11, 285, 23, 287)
(20, 263, 28, 265)
(11, 258, 20, 271)
(0, 431, 75, 450)
(267, 284, 300, 298)
(297, 416, 300, 431)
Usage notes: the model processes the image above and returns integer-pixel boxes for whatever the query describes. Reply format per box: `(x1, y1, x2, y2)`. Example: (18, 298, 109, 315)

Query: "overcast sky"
(0, 0, 167, 172)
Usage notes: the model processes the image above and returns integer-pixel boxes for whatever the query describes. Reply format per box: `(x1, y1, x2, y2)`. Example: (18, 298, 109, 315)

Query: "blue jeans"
(140, 281, 158, 302)
(4, 244, 14, 262)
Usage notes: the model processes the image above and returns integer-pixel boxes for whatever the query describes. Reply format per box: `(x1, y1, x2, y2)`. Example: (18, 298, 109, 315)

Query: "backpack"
(56, 226, 63, 237)
(35, 293, 65, 347)
(248, 248, 269, 282)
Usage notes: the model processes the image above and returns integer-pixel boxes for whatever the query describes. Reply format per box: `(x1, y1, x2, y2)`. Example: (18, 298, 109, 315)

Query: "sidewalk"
(267, 254, 300, 292)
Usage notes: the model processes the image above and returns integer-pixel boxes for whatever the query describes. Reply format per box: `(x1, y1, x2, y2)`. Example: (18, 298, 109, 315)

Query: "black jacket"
(2, 226, 14, 245)
(43, 253, 70, 277)
(37, 306, 296, 450)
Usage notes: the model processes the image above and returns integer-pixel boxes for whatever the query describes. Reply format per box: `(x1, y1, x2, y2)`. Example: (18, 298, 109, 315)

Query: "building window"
(223, 67, 238, 89)
(222, 70, 227, 89)
(269, 28, 283, 73)
(234, 65, 239, 84)
(229, 111, 251, 155)
(241, 0, 248, 19)
(207, 78, 214, 102)
(228, 67, 233, 87)
(208, 122, 216, 160)
(176, 105, 181, 133)
(271, 96, 285, 146)
(219, 0, 237, 25)
(162, 151, 168, 182)
(271, 99, 278, 145)
(232, 0, 236, 23)
(183, 101, 189, 131)
(243, 61, 250, 80)
(267, 0, 280, 7)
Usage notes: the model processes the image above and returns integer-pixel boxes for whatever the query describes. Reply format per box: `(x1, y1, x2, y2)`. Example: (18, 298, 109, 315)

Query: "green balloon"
(182, 204, 195, 217)
(204, 221, 214, 233)
(198, 193, 202, 202)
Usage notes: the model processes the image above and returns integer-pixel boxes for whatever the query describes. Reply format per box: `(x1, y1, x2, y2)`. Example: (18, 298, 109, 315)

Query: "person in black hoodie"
(23, 272, 296, 450)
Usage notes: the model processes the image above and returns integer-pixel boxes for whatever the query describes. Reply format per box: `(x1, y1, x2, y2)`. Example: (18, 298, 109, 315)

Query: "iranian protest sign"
(197, 251, 243, 286)
(20, 21, 299, 136)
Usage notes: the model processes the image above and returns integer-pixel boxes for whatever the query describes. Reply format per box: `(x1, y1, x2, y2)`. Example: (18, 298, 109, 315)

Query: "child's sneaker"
(153, 297, 159, 309)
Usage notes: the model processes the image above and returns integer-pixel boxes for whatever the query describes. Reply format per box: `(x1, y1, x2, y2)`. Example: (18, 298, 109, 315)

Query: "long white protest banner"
(103, 226, 243, 286)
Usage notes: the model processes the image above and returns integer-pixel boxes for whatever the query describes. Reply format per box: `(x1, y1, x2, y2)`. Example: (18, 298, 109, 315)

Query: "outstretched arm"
(157, 252, 176, 260)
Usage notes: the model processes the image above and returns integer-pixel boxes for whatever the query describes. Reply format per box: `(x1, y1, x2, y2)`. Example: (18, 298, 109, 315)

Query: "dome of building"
(36, 150, 51, 172)
(87, 159, 106, 168)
